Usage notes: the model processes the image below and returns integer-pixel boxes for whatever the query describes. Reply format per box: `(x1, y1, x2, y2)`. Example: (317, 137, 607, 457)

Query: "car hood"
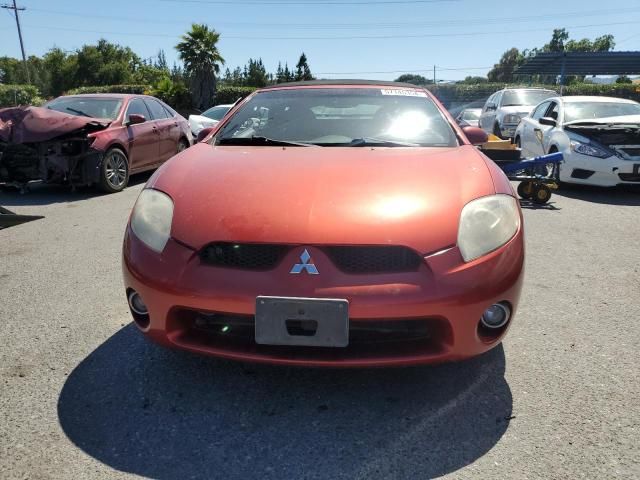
(189, 115, 218, 125)
(0, 106, 111, 144)
(149, 144, 496, 254)
(564, 114, 640, 127)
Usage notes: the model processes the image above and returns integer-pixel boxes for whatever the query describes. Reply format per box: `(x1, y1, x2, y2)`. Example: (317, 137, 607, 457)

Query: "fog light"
(128, 291, 148, 315)
(480, 303, 511, 329)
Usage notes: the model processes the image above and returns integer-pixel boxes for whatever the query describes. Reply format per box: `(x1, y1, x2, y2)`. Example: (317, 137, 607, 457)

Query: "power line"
(26, 6, 640, 30)
(160, 0, 459, 5)
(21, 19, 640, 41)
(1, 0, 29, 82)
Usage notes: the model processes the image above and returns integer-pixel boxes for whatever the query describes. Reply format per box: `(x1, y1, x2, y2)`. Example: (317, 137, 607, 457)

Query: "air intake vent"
(324, 246, 422, 274)
(200, 243, 288, 270)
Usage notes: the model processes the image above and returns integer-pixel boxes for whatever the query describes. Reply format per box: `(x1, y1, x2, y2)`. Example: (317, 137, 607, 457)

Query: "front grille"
(200, 243, 423, 273)
(620, 147, 640, 157)
(200, 242, 288, 270)
(324, 245, 422, 274)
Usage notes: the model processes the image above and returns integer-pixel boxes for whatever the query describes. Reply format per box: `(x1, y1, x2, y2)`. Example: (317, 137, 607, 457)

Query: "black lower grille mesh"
(325, 245, 422, 273)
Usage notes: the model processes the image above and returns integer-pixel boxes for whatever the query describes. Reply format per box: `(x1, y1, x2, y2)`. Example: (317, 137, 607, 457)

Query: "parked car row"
(0, 95, 233, 193)
(456, 87, 640, 188)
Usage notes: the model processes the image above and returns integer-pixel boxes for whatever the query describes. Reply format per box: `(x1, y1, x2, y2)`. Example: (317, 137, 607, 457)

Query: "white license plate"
(255, 296, 349, 347)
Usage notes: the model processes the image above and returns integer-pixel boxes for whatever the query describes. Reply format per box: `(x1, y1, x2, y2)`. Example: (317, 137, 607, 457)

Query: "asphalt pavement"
(1, 176, 638, 479)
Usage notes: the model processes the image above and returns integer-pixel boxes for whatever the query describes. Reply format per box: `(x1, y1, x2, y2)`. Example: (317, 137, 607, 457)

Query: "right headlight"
(457, 195, 520, 262)
(130, 188, 174, 253)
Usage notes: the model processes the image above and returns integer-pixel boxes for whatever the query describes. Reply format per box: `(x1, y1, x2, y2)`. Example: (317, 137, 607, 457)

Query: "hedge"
(65, 84, 150, 95)
(215, 86, 256, 104)
(0, 84, 44, 108)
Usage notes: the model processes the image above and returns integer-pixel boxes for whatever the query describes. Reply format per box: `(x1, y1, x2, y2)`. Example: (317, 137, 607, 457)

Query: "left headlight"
(503, 114, 521, 125)
(457, 195, 520, 262)
(130, 189, 174, 253)
(570, 140, 610, 158)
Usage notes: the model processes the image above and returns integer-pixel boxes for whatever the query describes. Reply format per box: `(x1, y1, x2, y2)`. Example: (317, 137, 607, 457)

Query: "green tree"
(244, 58, 268, 87)
(616, 75, 632, 84)
(176, 23, 225, 110)
(394, 74, 433, 85)
(487, 48, 524, 83)
(295, 53, 313, 81)
(460, 76, 488, 84)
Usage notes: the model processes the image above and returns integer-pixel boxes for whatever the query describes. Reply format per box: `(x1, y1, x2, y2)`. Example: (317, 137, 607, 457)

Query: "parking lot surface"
(1, 178, 639, 479)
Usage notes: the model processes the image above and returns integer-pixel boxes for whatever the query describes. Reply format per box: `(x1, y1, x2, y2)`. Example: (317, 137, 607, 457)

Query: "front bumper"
(122, 228, 525, 367)
(500, 124, 518, 139)
(562, 151, 640, 187)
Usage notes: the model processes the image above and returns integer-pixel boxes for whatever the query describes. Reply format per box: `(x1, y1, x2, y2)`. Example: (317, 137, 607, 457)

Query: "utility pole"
(1, 0, 30, 83)
(433, 65, 436, 85)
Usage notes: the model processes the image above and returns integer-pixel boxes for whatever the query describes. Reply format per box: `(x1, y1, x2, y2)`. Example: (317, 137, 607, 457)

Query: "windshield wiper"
(65, 107, 94, 118)
(217, 135, 316, 147)
(348, 137, 419, 147)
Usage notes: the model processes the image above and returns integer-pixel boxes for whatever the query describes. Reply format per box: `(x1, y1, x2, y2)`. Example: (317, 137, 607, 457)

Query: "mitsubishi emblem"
(290, 249, 319, 275)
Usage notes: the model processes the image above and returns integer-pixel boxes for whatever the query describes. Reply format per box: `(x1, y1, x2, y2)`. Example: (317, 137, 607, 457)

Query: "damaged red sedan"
(0, 94, 191, 193)
(123, 81, 525, 367)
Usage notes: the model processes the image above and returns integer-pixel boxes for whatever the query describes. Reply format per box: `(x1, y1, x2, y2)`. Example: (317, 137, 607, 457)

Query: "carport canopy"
(515, 51, 640, 78)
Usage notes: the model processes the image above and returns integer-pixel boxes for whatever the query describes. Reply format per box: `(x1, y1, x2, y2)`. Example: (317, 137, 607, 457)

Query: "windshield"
(203, 106, 231, 121)
(45, 97, 122, 120)
(216, 88, 458, 147)
(462, 110, 480, 120)
(501, 90, 555, 107)
(564, 102, 640, 123)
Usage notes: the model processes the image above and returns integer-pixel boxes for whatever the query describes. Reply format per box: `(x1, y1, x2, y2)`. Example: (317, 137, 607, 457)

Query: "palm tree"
(175, 24, 225, 110)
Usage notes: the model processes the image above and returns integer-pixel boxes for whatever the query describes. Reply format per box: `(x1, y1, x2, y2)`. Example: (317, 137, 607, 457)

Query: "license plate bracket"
(255, 296, 349, 347)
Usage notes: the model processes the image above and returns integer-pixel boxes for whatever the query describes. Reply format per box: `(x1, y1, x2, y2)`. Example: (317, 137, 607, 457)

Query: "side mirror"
(485, 104, 497, 112)
(462, 126, 489, 145)
(127, 114, 146, 125)
(197, 127, 215, 143)
(539, 117, 557, 127)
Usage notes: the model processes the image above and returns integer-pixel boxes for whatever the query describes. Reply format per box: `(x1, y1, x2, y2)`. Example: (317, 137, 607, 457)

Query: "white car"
(514, 96, 640, 187)
(188, 104, 232, 136)
(479, 88, 556, 139)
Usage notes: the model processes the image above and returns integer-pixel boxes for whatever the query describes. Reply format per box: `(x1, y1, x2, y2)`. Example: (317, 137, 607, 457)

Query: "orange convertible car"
(122, 81, 525, 367)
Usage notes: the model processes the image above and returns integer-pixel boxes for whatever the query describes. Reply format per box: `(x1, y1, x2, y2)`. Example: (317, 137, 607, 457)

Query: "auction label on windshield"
(381, 89, 428, 97)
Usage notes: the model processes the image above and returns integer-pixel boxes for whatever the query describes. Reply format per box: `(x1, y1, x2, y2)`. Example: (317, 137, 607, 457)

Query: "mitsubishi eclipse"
(122, 81, 525, 367)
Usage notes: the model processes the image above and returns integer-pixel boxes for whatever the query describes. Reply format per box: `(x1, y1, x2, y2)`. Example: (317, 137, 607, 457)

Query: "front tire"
(493, 123, 502, 139)
(99, 147, 129, 193)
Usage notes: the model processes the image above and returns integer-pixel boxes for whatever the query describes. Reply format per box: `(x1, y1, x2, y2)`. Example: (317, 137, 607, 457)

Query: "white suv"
(479, 88, 556, 139)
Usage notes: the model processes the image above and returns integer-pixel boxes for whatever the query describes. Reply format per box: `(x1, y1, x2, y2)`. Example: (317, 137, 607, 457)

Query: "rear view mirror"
(462, 126, 489, 145)
(197, 127, 215, 143)
(127, 114, 146, 125)
(539, 117, 557, 127)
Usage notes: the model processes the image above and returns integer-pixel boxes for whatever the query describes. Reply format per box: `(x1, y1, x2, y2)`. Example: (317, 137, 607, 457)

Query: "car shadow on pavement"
(518, 199, 561, 211)
(0, 172, 152, 206)
(553, 184, 640, 206)
(58, 325, 512, 480)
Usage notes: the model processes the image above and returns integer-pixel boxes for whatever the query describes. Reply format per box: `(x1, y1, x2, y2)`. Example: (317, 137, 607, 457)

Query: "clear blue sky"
(1, 0, 639, 81)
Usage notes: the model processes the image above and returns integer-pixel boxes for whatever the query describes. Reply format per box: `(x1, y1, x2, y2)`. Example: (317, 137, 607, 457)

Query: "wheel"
(517, 181, 534, 199)
(493, 123, 502, 139)
(99, 147, 129, 193)
(515, 136, 521, 148)
(532, 184, 552, 204)
(177, 137, 189, 153)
